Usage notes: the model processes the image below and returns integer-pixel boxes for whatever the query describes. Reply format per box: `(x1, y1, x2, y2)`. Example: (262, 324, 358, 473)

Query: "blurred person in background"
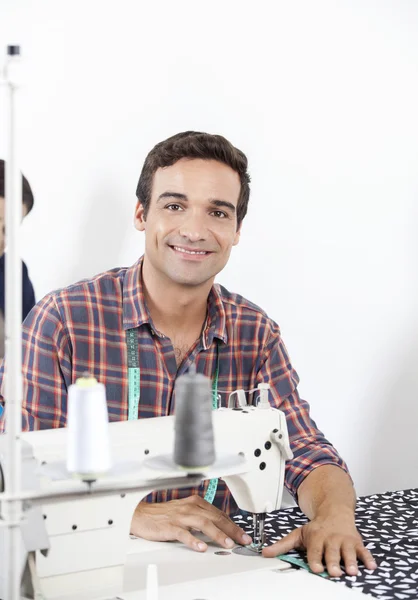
(0, 159, 36, 359)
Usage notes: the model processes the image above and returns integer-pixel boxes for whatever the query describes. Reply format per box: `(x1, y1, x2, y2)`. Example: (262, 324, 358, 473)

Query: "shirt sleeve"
(0, 293, 72, 432)
(256, 326, 350, 499)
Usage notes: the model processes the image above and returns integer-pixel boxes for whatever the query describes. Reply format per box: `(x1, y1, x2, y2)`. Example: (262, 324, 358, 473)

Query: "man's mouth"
(169, 245, 212, 256)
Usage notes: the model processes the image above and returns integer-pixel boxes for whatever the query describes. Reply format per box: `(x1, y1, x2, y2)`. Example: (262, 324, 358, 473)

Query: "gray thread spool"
(174, 367, 215, 470)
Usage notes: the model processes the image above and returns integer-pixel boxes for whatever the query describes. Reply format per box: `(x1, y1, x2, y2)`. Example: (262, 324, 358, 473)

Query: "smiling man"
(0, 131, 376, 577)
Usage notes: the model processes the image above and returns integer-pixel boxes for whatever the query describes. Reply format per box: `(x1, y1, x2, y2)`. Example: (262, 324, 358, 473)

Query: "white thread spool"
(66, 373, 111, 479)
(257, 383, 270, 409)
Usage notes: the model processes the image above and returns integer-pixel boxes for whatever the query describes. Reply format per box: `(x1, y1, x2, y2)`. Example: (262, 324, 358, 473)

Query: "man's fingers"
(199, 520, 236, 549)
(341, 543, 359, 576)
(324, 542, 344, 577)
(306, 538, 326, 574)
(357, 544, 377, 570)
(262, 528, 302, 558)
(212, 513, 252, 546)
(173, 526, 208, 553)
(132, 497, 252, 550)
(201, 500, 252, 546)
(184, 515, 248, 549)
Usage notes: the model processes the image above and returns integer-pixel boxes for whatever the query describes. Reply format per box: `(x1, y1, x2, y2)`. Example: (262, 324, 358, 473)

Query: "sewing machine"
(0, 399, 293, 600)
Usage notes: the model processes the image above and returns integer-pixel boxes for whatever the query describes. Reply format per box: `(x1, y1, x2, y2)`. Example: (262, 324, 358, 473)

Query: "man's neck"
(141, 257, 213, 336)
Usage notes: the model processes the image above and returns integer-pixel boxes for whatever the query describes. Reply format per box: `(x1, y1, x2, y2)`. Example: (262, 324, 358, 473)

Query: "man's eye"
(211, 210, 227, 219)
(166, 204, 183, 211)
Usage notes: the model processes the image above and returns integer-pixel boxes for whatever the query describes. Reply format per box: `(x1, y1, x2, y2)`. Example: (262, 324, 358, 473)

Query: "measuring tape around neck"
(125, 328, 220, 504)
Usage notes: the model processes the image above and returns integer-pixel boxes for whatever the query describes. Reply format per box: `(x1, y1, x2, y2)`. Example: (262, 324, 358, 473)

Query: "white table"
(123, 537, 363, 600)
(49, 537, 363, 600)
(125, 565, 363, 600)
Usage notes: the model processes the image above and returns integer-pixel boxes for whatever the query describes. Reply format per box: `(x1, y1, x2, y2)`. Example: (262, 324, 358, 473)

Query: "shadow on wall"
(363, 327, 418, 495)
(67, 180, 135, 283)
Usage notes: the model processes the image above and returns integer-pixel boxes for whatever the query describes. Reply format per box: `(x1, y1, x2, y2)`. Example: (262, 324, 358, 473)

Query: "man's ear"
(134, 200, 146, 232)
(233, 224, 242, 246)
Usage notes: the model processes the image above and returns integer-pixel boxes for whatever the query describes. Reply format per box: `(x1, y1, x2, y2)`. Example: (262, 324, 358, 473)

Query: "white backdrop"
(0, 0, 417, 497)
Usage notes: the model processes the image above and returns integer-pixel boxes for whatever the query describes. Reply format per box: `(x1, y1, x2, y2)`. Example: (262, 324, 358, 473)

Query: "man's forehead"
(153, 159, 241, 201)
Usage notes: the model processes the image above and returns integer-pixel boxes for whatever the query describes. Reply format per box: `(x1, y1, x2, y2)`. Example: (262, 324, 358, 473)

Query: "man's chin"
(168, 275, 213, 288)
(164, 266, 217, 288)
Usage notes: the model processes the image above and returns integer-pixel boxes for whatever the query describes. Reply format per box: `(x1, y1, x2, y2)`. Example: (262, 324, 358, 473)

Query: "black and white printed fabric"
(234, 488, 418, 599)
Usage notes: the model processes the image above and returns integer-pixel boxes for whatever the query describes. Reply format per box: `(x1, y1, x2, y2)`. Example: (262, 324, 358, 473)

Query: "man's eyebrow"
(157, 192, 188, 203)
(210, 199, 236, 213)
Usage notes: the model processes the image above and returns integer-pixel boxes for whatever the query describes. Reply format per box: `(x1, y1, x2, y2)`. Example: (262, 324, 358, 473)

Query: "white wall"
(1, 0, 418, 497)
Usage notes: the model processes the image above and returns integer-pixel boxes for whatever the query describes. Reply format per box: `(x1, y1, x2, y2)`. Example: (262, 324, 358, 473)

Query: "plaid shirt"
(0, 257, 348, 515)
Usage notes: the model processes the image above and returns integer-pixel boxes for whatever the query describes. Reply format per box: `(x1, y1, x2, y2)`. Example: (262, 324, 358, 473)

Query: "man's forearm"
(297, 465, 356, 521)
(264, 465, 375, 575)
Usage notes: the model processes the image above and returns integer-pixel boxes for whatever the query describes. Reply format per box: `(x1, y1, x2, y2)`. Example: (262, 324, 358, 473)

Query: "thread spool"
(66, 373, 111, 480)
(257, 383, 270, 408)
(174, 368, 215, 470)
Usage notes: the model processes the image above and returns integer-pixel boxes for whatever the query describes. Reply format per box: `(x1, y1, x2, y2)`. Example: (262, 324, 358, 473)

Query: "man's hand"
(131, 495, 252, 552)
(262, 506, 377, 577)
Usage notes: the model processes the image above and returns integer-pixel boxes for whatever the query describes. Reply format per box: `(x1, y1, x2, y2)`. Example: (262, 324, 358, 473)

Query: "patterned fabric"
(234, 488, 418, 599)
(0, 256, 348, 514)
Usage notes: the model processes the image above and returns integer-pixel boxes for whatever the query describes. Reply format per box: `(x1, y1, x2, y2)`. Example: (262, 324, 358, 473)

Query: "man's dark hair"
(136, 131, 251, 229)
(0, 159, 34, 215)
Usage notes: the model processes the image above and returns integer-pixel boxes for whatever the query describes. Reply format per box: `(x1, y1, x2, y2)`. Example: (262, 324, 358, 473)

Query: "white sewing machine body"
(0, 404, 292, 599)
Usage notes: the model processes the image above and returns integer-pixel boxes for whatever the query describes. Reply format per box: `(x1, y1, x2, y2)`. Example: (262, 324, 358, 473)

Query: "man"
(0, 132, 376, 577)
(0, 159, 36, 359)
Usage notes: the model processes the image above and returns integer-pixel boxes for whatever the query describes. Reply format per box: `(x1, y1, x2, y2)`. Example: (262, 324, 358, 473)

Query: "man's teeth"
(173, 246, 208, 255)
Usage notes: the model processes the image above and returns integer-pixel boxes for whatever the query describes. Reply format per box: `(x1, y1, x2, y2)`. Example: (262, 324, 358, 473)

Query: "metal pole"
(3, 44, 23, 600)
(0, 473, 204, 510)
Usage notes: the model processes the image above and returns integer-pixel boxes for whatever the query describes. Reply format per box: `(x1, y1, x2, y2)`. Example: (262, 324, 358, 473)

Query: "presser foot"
(232, 542, 264, 557)
(251, 512, 266, 552)
(247, 542, 264, 554)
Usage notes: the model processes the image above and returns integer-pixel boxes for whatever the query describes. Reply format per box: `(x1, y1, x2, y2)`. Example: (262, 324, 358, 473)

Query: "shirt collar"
(122, 256, 228, 346)
(122, 256, 150, 330)
(203, 284, 228, 348)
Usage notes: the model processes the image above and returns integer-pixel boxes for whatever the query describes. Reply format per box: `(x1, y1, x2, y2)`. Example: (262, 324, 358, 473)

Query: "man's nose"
(178, 211, 207, 242)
